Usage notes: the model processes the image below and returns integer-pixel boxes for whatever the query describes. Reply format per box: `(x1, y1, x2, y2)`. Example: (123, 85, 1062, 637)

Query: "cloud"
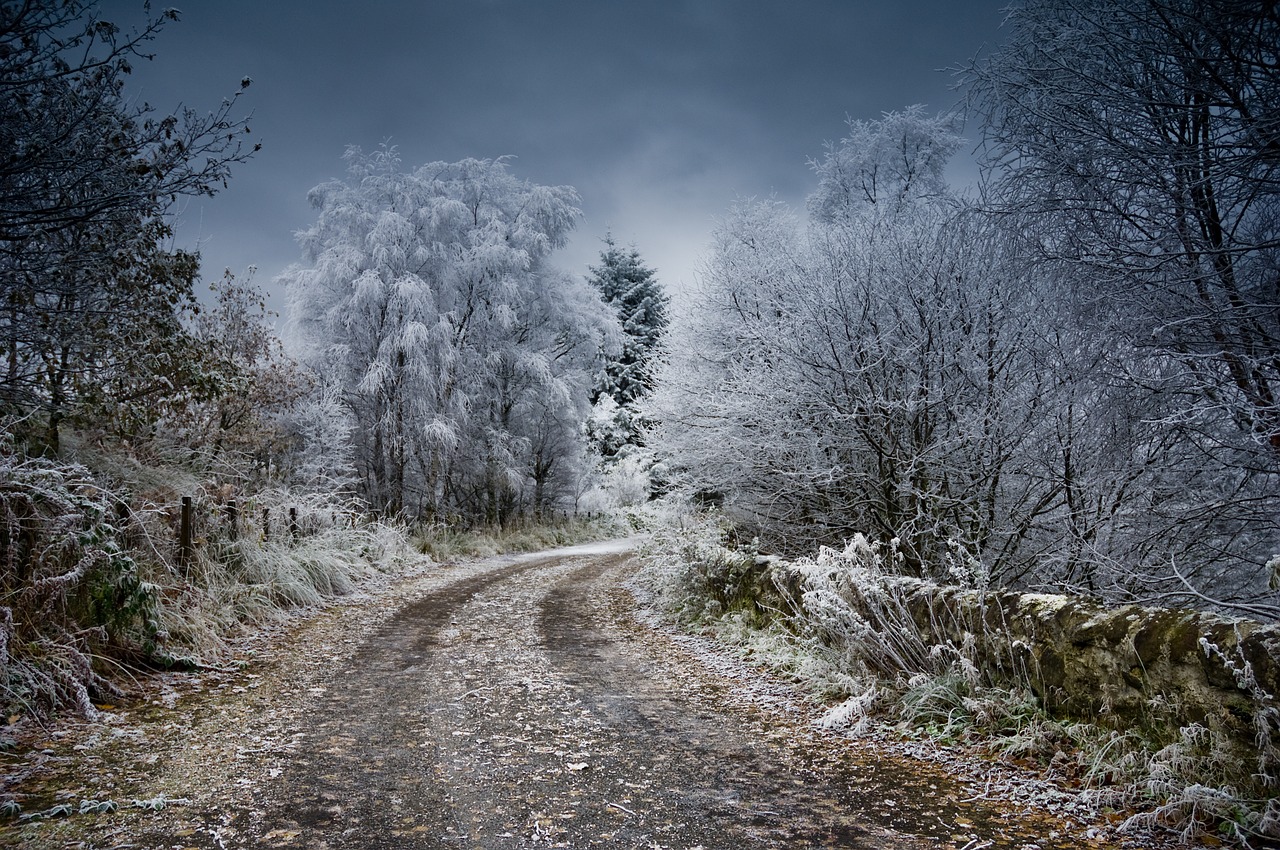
(98, 0, 1009, 315)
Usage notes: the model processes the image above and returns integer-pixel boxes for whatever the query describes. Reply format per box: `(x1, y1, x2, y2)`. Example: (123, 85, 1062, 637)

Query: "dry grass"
(413, 515, 625, 561)
(0, 431, 416, 717)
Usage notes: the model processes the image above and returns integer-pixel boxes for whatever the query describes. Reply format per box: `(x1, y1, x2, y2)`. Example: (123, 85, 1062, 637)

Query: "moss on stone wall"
(703, 551, 1278, 763)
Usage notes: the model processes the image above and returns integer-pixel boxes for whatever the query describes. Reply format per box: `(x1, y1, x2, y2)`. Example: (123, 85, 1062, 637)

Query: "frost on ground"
(0, 547, 1181, 849)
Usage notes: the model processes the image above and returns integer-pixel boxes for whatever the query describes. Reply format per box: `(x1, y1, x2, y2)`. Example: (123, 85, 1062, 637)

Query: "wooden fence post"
(289, 506, 299, 540)
(179, 496, 193, 567)
(263, 507, 270, 541)
(226, 498, 239, 540)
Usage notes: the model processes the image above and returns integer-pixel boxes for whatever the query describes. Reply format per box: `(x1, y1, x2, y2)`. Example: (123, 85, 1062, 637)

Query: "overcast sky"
(99, 0, 1011, 313)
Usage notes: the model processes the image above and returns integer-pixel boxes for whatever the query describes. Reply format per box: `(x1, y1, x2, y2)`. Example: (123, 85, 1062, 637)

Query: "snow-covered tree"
(651, 193, 1057, 578)
(651, 98, 1279, 612)
(174, 269, 309, 477)
(966, 0, 1280, 607)
(282, 148, 613, 521)
(583, 234, 669, 494)
(650, 111, 1047, 567)
(588, 235, 669, 408)
(809, 105, 961, 223)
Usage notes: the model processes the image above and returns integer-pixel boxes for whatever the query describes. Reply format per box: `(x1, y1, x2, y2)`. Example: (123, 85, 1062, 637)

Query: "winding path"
(105, 542, 1111, 849)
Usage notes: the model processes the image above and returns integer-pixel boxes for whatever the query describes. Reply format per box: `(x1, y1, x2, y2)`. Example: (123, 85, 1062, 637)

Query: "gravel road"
(3, 543, 1134, 849)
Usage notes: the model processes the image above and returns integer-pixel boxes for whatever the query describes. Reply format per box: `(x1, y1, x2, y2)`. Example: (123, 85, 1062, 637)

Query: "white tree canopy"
(648, 102, 1279, 612)
(282, 147, 614, 520)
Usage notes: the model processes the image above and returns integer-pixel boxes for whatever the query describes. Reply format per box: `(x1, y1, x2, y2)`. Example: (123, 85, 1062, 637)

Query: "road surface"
(7, 543, 1122, 849)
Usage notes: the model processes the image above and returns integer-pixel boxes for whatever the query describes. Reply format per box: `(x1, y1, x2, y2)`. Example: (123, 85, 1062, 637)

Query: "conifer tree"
(588, 234, 669, 410)
(584, 235, 669, 471)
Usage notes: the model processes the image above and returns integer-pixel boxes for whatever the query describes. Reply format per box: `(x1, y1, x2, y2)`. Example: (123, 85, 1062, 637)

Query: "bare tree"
(965, 0, 1280, 609)
(966, 0, 1280, 454)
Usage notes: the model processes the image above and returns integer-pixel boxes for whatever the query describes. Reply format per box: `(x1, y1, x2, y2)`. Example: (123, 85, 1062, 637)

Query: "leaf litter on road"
(0, 548, 1193, 849)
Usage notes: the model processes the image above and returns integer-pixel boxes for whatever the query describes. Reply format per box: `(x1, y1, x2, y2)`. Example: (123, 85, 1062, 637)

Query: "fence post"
(262, 507, 270, 541)
(289, 506, 299, 540)
(226, 498, 239, 540)
(179, 496, 193, 567)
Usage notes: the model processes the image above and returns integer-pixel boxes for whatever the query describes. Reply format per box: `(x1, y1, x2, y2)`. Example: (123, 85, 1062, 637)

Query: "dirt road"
(4, 543, 1129, 849)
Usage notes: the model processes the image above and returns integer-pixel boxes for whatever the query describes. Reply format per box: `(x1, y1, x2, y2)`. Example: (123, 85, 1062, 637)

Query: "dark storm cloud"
(96, 0, 1009, 309)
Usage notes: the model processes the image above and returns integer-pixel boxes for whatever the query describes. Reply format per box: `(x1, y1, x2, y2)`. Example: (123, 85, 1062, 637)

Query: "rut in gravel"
(127, 546, 1114, 850)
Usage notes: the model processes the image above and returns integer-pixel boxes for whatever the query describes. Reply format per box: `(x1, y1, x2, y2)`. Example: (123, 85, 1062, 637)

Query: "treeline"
(648, 0, 1280, 616)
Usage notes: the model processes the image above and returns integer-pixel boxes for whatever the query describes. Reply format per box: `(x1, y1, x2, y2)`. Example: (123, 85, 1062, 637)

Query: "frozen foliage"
(648, 102, 1280, 611)
(0, 421, 417, 717)
(171, 270, 310, 477)
(968, 0, 1280, 454)
(155, 489, 410, 655)
(809, 105, 961, 222)
(283, 148, 615, 522)
(282, 385, 356, 493)
(579, 236, 668, 509)
(0, 437, 153, 717)
(649, 115, 1057, 578)
(587, 234, 669, 414)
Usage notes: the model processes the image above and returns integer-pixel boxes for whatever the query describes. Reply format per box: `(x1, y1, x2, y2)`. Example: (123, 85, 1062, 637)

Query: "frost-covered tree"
(966, 0, 1280, 607)
(652, 100, 1279, 613)
(584, 234, 668, 486)
(968, 0, 1280, 452)
(650, 110, 1058, 574)
(809, 105, 961, 223)
(588, 235, 668, 408)
(0, 0, 256, 451)
(283, 148, 612, 521)
(172, 270, 309, 477)
(652, 202, 1058, 577)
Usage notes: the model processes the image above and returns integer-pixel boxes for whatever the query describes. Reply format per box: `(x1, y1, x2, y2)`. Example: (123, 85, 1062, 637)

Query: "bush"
(0, 431, 417, 716)
(0, 444, 156, 716)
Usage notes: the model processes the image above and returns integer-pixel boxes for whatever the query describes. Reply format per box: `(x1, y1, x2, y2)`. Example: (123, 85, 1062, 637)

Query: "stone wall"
(706, 552, 1280, 755)
(911, 583, 1278, 747)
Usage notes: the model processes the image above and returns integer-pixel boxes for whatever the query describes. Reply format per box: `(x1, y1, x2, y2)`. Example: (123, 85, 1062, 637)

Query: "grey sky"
(100, 1, 1010, 312)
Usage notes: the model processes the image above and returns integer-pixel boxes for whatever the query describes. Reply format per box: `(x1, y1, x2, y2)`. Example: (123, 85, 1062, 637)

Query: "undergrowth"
(0, 431, 414, 719)
(0, 445, 148, 717)
(638, 508, 1280, 847)
(0, 420, 629, 722)
(413, 514, 626, 560)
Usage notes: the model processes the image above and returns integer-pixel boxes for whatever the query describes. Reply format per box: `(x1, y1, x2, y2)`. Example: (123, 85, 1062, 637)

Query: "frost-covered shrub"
(0, 445, 157, 716)
(0, 426, 420, 712)
(639, 508, 756, 624)
(787, 535, 944, 678)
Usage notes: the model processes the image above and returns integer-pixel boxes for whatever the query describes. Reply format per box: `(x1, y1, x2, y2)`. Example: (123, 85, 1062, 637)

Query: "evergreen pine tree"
(588, 233, 669, 409)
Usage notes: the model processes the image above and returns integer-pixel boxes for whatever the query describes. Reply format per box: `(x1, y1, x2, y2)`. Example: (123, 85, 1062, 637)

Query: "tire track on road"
(127, 546, 1117, 850)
